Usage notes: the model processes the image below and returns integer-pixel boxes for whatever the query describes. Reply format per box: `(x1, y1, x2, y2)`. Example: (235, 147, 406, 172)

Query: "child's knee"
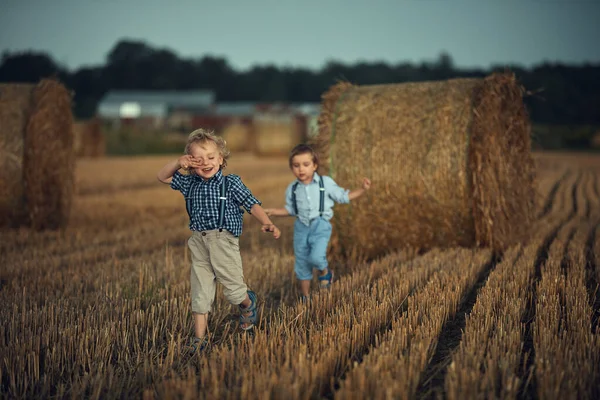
(308, 253, 327, 269)
(223, 283, 248, 305)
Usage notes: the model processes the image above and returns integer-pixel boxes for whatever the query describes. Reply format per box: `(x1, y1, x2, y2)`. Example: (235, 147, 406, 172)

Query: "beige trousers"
(187, 229, 247, 313)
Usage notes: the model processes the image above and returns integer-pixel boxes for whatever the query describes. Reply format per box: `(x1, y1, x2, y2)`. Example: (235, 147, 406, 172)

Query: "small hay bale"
(73, 117, 105, 157)
(73, 120, 86, 156)
(254, 114, 305, 156)
(221, 120, 253, 152)
(87, 117, 105, 157)
(0, 79, 74, 230)
(0, 84, 34, 226)
(591, 131, 600, 149)
(314, 72, 536, 259)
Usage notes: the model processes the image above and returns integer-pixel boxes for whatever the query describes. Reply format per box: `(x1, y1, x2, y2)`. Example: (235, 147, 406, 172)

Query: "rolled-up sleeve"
(229, 175, 261, 213)
(284, 182, 296, 216)
(324, 176, 350, 204)
(170, 171, 190, 194)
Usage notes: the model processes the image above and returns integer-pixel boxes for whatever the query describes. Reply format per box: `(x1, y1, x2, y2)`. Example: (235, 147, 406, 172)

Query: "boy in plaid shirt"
(157, 128, 280, 354)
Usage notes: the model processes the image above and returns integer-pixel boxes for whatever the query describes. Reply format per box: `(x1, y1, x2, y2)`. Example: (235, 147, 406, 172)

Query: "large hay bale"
(315, 73, 536, 259)
(221, 120, 253, 152)
(254, 114, 305, 156)
(0, 79, 74, 230)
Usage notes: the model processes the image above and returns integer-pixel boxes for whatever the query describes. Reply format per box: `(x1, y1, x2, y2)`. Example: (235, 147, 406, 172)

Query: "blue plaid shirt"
(171, 170, 261, 236)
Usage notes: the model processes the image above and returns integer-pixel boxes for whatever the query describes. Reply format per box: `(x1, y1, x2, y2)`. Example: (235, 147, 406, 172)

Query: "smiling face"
(290, 152, 318, 184)
(188, 140, 223, 179)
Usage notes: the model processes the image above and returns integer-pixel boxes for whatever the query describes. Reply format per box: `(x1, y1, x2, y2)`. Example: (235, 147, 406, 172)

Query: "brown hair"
(288, 143, 319, 169)
(185, 128, 230, 169)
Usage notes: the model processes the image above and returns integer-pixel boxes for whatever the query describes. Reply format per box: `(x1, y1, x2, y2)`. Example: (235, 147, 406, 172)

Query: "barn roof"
(98, 90, 215, 118)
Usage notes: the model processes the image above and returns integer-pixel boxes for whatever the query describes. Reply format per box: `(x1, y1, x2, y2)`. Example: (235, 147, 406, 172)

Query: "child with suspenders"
(157, 128, 280, 354)
(265, 144, 371, 300)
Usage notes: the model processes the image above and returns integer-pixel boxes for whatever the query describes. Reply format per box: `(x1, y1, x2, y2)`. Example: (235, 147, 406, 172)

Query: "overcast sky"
(1, 0, 599, 71)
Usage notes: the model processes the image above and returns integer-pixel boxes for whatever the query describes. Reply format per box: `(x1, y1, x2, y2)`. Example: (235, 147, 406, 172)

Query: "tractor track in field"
(416, 252, 501, 400)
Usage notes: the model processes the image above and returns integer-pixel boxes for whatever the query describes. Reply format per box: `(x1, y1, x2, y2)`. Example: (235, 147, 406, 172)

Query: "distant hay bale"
(73, 117, 105, 157)
(0, 79, 74, 230)
(315, 72, 536, 259)
(87, 117, 105, 157)
(254, 115, 305, 156)
(73, 121, 86, 156)
(591, 131, 600, 148)
(221, 121, 253, 152)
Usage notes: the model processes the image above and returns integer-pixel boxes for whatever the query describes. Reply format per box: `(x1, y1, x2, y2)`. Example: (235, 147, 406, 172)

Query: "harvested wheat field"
(1, 151, 599, 399)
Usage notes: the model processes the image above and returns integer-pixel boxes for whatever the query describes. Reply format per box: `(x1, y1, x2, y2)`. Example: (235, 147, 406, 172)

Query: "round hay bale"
(221, 120, 252, 152)
(73, 117, 105, 158)
(23, 79, 75, 230)
(0, 84, 34, 227)
(0, 79, 77, 231)
(254, 115, 305, 156)
(87, 117, 105, 157)
(73, 120, 86, 156)
(591, 130, 600, 149)
(314, 72, 536, 259)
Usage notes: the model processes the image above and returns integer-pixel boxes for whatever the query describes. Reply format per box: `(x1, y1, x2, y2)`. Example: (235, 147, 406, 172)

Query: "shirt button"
(201, 232, 206, 236)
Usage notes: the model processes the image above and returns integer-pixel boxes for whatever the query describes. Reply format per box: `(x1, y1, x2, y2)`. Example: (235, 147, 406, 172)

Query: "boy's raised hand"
(362, 177, 372, 190)
(178, 155, 202, 170)
(261, 223, 281, 239)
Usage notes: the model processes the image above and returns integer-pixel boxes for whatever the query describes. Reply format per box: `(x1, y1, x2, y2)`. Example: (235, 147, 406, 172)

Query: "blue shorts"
(293, 217, 332, 280)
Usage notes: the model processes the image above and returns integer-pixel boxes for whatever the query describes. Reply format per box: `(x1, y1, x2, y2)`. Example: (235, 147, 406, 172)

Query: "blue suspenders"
(217, 176, 228, 231)
(185, 175, 228, 231)
(292, 175, 324, 217)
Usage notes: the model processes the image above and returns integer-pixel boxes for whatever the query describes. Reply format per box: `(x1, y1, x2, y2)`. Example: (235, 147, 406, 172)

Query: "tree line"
(1, 39, 599, 127)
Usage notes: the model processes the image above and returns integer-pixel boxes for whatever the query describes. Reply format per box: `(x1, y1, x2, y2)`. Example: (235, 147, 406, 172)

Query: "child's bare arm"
(157, 155, 200, 184)
(250, 204, 281, 239)
(264, 208, 291, 217)
(348, 177, 372, 201)
(264, 184, 295, 217)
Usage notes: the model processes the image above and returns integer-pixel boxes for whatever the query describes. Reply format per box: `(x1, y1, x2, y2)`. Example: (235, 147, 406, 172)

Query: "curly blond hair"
(185, 128, 230, 169)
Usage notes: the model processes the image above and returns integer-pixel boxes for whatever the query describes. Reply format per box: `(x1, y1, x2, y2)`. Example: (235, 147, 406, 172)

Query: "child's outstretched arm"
(157, 155, 201, 184)
(348, 177, 372, 200)
(250, 204, 281, 239)
(264, 183, 295, 218)
(264, 208, 290, 217)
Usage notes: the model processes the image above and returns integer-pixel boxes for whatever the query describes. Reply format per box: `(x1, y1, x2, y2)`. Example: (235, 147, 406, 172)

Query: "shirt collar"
(192, 169, 223, 184)
(297, 172, 320, 185)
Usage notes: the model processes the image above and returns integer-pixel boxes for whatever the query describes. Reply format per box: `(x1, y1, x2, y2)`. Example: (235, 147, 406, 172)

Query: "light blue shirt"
(284, 173, 350, 226)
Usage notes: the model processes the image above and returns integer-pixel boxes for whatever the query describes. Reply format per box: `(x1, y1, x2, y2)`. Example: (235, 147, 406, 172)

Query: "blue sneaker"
(239, 290, 258, 331)
(318, 269, 334, 289)
(186, 336, 209, 355)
